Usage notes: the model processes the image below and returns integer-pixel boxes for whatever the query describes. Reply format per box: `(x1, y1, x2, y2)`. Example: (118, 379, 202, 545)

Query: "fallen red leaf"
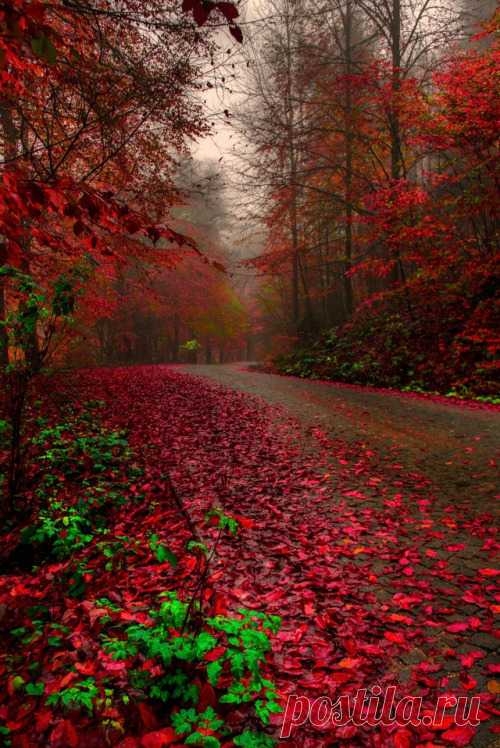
(141, 728, 178, 748)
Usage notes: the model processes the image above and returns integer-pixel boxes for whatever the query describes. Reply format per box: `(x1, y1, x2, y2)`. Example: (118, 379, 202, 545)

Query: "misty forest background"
(1, 0, 499, 388)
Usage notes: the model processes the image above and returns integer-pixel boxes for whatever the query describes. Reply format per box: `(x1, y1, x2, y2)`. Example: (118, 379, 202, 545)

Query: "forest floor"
(178, 363, 500, 746)
(179, 364, 499, 515)
(2, 364, 499, 747)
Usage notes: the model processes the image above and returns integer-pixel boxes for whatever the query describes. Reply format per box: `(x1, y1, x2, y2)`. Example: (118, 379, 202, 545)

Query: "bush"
(273, 285, 499, 398)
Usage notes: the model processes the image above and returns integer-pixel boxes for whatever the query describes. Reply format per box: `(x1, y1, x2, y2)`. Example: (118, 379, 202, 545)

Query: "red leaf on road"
(384, 631, 405, 644)
(441, 726, 476, 746)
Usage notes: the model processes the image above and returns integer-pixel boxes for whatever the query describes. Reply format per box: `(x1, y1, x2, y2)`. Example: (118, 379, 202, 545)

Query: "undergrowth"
(0, 398, 281, 746)
(273, 290, 499, 401)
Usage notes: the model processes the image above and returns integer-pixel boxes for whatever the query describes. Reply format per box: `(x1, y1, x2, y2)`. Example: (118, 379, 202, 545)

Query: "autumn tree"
(1, 0, 243, 362)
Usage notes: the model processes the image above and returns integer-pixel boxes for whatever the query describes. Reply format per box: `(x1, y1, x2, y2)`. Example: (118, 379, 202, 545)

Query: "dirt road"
(180, 364, 499, 515)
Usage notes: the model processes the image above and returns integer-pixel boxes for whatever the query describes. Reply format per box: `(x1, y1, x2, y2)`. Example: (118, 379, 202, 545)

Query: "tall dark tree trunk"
(20, 235, 41, 368)
(343, 0, 354, 317)
(172, 315, 180, 362)
(290, 180, 300, 334)
(299, 253, 316, 334)
(0, 241, 8, 366)
(284, 8, 300, 336)
(390, 0, 402, 183)
(0, 102, 18, 365)
(246, 333, 253, 361)
(389, 0, 404, 287)
(1, 102, 40, 366)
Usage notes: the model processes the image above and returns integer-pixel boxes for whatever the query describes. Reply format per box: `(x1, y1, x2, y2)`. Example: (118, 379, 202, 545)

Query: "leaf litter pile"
(0, 366, 498, 747)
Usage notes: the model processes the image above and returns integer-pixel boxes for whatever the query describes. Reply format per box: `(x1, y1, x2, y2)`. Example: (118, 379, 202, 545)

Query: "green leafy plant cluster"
(19, 407, 139, 563)
(33, 420, 131, 475)
(206, 507, 240, 536)
(171, 709, 275, 748)
(0, 263, 89, 386)
(46, 677, 100, 714)
(101, 591, 281, 746)
(149, 533, 178, 567)
(9, 603, 62, 646)
(21, 499, 95, 559)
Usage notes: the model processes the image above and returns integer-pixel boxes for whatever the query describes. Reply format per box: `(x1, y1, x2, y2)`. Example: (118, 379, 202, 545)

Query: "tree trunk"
(172, 315, 180, 362)
(390, 0, 402, 182)
(0, 102, 18, 366)
(299, 253, 316, 334)
(284, 8, 300, 336)
(389, 0, 403, 286)
(343, 0, 354, 317)
(246, 334, 253, 361)
(0, 242, 8, 366)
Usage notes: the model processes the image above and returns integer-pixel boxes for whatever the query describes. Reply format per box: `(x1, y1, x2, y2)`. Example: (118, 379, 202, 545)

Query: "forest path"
(172, 363, 500, 745)
(58, 364, 499, 746)
(179, 363, 499, 516)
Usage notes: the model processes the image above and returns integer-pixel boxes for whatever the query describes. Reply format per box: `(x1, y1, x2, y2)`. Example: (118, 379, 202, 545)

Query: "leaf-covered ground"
(181, 364, 499, 515)
(1, 366, 498, 747)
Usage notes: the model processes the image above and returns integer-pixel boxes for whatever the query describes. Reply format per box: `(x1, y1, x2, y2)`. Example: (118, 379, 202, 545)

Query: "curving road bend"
(179, 363, 499, 516)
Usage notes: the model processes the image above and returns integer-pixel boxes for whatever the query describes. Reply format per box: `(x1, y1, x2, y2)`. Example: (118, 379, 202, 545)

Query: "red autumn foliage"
(256, 12, 499, 398)
(1, 367, 498, 745)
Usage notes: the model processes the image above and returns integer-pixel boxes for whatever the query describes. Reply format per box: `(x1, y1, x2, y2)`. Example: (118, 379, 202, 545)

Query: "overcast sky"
(192, 0, 256, 162)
